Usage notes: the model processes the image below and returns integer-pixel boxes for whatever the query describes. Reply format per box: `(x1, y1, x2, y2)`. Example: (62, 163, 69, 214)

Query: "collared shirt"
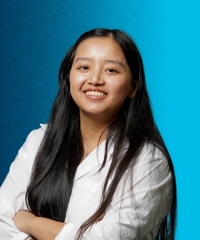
(0, 124, 173, 240)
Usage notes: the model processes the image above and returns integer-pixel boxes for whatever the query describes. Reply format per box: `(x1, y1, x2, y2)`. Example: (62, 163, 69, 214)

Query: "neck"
(80, 113, 110, 160)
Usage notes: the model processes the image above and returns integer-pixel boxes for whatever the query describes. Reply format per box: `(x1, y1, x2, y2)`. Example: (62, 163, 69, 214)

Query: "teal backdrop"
(0, 1, 199, 239)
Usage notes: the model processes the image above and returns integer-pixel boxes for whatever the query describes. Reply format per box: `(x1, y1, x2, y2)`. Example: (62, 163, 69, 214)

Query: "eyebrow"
(105, 60, 125, 69)
(74, 57, 91, 63)
(74, 57, 125, 69)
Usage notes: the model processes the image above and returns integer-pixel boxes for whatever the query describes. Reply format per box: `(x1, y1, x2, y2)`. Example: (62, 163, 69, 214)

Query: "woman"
(0, 28, 176, 240)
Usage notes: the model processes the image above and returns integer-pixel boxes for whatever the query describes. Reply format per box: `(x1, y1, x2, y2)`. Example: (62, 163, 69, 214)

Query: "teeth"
(86, 91, 106, 96)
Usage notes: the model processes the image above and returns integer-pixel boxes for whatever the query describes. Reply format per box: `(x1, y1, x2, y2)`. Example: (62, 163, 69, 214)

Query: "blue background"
(0, 1, 199, 239)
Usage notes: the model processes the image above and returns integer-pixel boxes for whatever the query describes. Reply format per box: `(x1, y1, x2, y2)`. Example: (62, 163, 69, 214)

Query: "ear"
(128, 81, 137, 98)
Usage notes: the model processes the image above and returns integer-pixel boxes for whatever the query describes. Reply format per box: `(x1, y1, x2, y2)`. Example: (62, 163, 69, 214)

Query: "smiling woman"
(69, 37, 135, 124)
(0, 28, 177, 240)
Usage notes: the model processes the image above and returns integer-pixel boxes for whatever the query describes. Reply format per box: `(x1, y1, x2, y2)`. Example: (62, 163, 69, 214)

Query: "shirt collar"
(74, 140, 114, 181)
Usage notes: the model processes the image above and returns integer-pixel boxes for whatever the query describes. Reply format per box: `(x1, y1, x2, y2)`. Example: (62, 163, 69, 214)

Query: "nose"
(88, 69, 104, 85)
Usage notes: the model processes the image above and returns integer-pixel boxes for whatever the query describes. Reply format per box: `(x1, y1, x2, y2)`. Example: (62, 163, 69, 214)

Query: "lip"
(83, 88, 107, 98)
(83, 88, 107, 94)
(84, 87, 107, 92)
(86, 91, 106, 97)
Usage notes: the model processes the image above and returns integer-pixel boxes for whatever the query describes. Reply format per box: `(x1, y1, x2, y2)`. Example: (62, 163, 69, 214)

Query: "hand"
(14, 210, 65, 240)
(13, 210, 37, 233)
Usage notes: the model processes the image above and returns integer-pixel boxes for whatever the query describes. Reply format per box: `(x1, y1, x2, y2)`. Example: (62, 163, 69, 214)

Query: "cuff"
(55, 222, 82, 240)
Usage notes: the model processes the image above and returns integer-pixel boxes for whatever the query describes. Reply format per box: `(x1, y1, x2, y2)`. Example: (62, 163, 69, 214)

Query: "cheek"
(69, 75, 78, 98)
(111, 80, 132, 98)
(69, 73, 79, 92)
(69, 72, 86, 89)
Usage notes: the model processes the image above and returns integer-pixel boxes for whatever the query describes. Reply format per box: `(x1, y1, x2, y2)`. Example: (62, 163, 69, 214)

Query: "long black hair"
(26, 28, 176, 239)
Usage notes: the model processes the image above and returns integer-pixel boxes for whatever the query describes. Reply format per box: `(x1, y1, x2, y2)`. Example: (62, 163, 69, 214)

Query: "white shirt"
(0, 124, 173, 240)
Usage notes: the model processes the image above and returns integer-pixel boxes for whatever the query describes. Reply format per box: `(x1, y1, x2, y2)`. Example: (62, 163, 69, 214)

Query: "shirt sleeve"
(55, 144, 173, 240)
(0, 127, 45, 240)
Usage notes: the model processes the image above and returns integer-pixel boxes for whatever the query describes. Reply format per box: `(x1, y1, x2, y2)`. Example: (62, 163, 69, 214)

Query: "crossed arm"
(0, 129, 173, 240)
(14, 211, 65, 240)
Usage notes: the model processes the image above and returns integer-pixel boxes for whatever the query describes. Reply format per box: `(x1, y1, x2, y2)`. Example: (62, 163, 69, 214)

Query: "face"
(69, 37, 136, 121)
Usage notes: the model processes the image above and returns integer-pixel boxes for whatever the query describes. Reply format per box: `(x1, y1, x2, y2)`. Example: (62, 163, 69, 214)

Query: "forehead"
(74, 37, 126, 60)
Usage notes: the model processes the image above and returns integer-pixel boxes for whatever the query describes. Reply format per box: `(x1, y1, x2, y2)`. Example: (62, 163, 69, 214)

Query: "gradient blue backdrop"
(0, 1, 199, 239)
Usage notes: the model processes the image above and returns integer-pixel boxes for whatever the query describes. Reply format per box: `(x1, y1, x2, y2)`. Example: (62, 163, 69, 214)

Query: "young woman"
(0, 28, 176, 240)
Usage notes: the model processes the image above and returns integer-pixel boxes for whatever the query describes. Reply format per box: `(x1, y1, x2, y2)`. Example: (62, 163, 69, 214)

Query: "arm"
(13, 144, 173, 240)
(14, 211, 65, 240)
(0, 127, 45, 240)
(56, 144, 173, 239)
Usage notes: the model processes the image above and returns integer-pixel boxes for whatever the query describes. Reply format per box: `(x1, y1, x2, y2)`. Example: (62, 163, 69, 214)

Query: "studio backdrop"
(0, 1, 199, 239)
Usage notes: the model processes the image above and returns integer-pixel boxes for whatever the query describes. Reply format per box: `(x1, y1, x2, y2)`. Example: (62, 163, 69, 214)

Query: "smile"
(85, 91, 106, 97)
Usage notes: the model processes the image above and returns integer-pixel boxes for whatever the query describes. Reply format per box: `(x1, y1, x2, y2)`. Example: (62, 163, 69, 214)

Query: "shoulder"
(22, 123, 47, 160)
(26, 123, 47, 143)
(121, 141, 166, 165)
(19, 124, 48, 173)
(137, 142, 166, 162)
(117, 142, 173, 203)
(132, 142, 172, 185)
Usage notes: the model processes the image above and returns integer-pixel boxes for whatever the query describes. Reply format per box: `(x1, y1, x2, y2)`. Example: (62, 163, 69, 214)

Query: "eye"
(106, 68, 118, 74)
(79, 66, 89, 70)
